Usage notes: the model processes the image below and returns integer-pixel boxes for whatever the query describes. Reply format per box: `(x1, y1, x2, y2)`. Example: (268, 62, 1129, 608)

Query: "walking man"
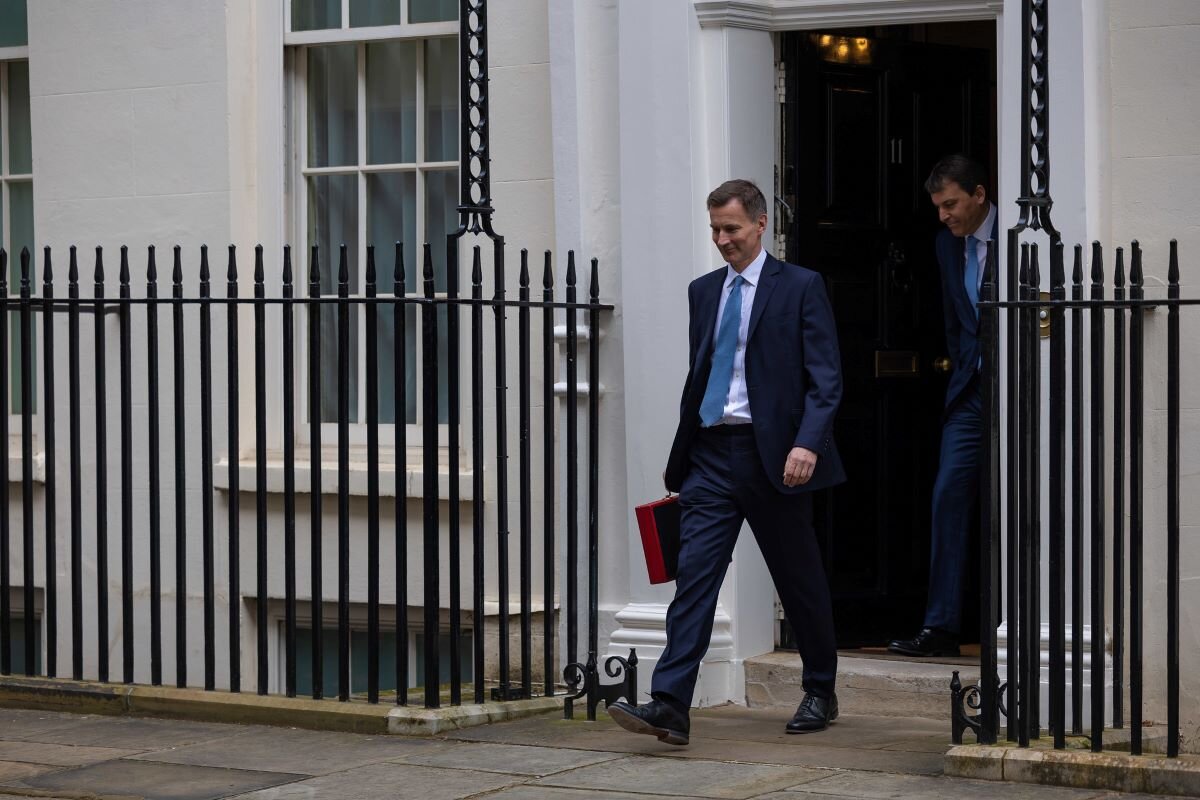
(889, 154, 997, 658)
(608, 179, 845, 745)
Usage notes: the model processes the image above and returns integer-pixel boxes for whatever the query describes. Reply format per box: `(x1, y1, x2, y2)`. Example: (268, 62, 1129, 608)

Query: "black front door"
(780, 30, 992, 646)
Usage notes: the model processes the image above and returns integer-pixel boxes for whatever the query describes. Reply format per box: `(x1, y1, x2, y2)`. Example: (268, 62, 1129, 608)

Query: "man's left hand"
(783, 447, 819, 487)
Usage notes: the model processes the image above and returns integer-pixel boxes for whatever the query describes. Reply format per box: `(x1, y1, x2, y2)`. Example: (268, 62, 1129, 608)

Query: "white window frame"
(285, 6, 458, 450)
(1, 53, 37, 460)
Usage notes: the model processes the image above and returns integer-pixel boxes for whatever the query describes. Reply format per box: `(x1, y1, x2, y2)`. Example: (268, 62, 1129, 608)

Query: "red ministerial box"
(635, 495, 681, 584)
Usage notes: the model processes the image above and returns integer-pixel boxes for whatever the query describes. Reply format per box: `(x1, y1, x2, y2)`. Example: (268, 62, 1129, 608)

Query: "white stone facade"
(2, 0, 1198, 746)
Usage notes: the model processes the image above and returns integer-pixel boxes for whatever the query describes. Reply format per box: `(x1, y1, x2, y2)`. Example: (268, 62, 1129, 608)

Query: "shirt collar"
(968, 203, 997, 243)
(724, 248, 767, 288)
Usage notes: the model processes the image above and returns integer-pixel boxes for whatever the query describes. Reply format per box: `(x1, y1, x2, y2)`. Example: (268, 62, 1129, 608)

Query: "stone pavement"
(0, 704, 1166, 799)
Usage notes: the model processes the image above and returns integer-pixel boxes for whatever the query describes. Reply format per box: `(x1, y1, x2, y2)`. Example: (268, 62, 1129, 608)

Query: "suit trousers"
(651, 427, 838, 707)
(923, 380, 983, 634)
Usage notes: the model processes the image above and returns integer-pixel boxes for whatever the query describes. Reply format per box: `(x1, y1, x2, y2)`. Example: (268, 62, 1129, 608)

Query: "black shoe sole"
(607, 704, 689, 746)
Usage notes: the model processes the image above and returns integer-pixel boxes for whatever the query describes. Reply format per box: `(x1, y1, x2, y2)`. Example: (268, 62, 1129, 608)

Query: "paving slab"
(388, 740, 624, 776)
(134, 726, 442, 776)
(763, 770, 1111, 798)
(19, 715, 242, 750)
(655, 736, 947, 775)
(531, 754, 830, 799)
(0, 739, 142, 767)
(485, 787, 715, 800)
(230, 761, 520, 799)
(16, 759, 305, 800)
(0, 709, 83, 741)
(0, 759, 61, 782)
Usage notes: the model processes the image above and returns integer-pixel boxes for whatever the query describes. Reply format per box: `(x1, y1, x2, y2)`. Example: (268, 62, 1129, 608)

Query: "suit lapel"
(693, 271, 723, 367)
(747, 254, 780, 342)
(953, 242, 978, 336)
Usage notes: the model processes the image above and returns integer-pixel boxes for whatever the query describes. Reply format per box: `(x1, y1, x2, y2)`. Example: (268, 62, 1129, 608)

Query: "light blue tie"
(965, 235, 980, 316)
(699, 276, 744, 427)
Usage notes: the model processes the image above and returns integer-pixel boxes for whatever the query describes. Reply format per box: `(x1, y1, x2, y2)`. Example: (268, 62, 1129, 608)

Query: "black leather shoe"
(786, 692, 838, 734)
(607, 699, 690, 746)
(887, 627, 960, 657)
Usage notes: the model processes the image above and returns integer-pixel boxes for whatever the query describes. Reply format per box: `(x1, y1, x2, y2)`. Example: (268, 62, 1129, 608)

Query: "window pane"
(307, 45, 358, 168)
(9, 180, 34, 414)
(426, 169, 458, 424)
(8, 60, 32, 175)
(367, 172, 416, 424)
(307, 174, 359, 423)
(294, 627, 340, 698)
(350, 0, 400, 27)
(350, 629, 397, 692)
(409, 0, 456, 24)
(0, 0, 28, 47)
(292, 0, 340, 32)
(366, 41, 416, 165)
(424, 38, 458, 163)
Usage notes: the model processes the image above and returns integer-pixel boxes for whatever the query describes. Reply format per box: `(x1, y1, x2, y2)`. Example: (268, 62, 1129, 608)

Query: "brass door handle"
(932, 357, 952, 374)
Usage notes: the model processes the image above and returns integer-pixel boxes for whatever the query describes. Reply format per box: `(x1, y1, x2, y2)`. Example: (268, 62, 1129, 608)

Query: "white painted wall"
(1108, 0, 1200, 749)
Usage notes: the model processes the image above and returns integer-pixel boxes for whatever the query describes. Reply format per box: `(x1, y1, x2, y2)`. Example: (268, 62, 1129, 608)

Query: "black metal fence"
(953, 236, 1192, 757)
(0, 240, 620, 714)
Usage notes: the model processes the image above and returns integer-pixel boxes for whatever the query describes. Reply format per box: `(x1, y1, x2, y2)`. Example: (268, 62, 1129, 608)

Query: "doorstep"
(745, 650, 977, 721)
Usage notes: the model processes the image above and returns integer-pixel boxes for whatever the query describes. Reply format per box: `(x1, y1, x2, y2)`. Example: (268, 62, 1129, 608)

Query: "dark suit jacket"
(664, 253, 846, 495)
(935, 214, 999, 413)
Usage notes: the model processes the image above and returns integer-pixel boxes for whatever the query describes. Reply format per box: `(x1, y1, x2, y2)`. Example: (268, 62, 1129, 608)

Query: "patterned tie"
(964, 235, 980, 316)
(699, 275, 745, 427)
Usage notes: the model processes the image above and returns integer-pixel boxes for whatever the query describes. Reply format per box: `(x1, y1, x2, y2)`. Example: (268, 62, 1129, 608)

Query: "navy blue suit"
(657, 253, 845, 707)
(924, 216, 997, 634)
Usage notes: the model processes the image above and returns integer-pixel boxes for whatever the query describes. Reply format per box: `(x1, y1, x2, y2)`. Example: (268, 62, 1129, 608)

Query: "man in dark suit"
(889, 154, 997, 658)
(608, 179, 845, 745)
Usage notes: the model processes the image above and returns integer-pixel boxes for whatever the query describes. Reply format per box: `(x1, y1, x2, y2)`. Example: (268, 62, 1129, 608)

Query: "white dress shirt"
(965, 204, 998, 293)
(709, 247, 766, 425)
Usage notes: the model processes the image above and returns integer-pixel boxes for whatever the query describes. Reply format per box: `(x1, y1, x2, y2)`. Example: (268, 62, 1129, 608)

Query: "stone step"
(745, 651, 980, 721)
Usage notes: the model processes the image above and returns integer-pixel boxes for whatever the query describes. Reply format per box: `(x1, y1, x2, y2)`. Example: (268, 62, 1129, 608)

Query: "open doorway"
(777, 21, 997, 650)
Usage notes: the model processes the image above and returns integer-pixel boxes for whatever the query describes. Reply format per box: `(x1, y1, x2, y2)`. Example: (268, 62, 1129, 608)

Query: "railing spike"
(1168, 239, 1179, 285)
(366, 245, 376, 286)
(228, 244, 238, 283)
(338, 243, 348, 287)
(147, 245, 157, 283)
(43, 246, 52, 284)
(69, 245, 79, 284)
(471, 245, 483, 286)
(423, 243, 434, 286)
(199, 244, 210, 284)
(1050, 240, 1065, 290)
(309, 245, 320, 290)
(1030, 243, 1041, 288)
(543, 251, 553, 291)
(119, 245, 129, 285)
(1115, 247, 1126, 288)
(1072, 243, 1083, 286)
(520, 248, 529, 288)
(173, 246, 183, 286)
(394, 241, 405, 293)
(282, 245, 293, 285)
(1130, 241, 1143, 287)
(590, 258, 600, 301)
(1019, 242, 1029, 287)
(567, 250, 577, 286)
(95, 246, 105, 283)
(1091, 240, 1104, 287)
(254, 244, 265, 285)
(19, 247, 30, 295)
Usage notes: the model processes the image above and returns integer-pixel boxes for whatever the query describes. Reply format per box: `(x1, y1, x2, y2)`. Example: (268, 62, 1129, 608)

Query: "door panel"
(782, 30, 992, 647)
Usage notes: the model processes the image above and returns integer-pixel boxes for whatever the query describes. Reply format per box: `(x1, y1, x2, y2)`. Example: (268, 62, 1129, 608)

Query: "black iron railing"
(953, 238, 1192, 757)
(0, 241, 616, 711)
